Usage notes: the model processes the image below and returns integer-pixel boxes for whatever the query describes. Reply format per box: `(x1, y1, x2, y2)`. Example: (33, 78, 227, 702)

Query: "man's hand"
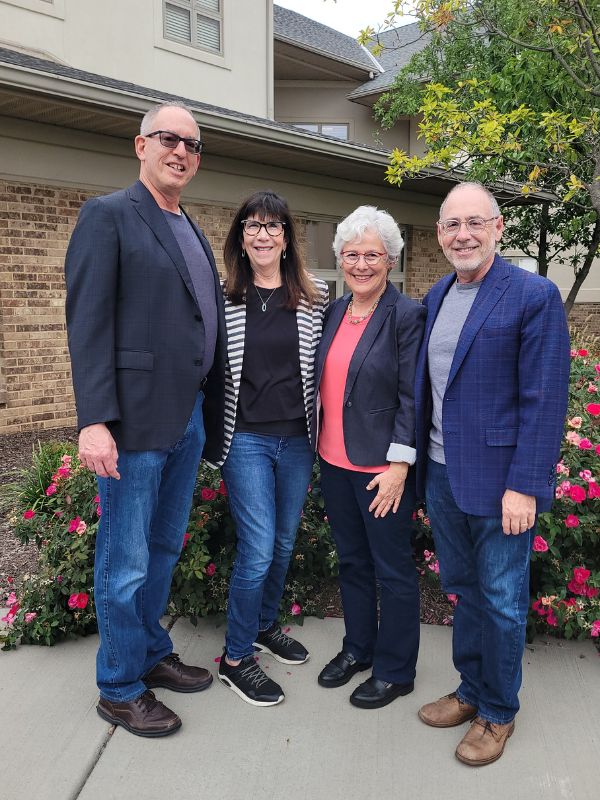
(501, 489, 535, 535)
(366, 461, 409, 518)
(78, 423, 120, 479)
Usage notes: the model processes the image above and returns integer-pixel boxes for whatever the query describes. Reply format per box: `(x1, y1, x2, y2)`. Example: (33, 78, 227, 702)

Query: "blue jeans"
(320, 458, 420, 684)
(95, 393, 205, 702)
(221, 432, 314, 660)
(425, 458, 532, 724)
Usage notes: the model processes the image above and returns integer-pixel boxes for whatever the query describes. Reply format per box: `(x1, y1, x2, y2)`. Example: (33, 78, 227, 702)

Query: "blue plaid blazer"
(415, 255, 570, 516)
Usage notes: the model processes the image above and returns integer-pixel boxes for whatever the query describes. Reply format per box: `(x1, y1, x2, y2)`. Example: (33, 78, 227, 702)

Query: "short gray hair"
(140, 102, 200, 138)
(439, 181, 501, 219)
(333, 206, 404, 265)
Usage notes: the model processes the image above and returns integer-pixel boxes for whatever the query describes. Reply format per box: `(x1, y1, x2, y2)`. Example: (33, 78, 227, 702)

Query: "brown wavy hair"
(223, 190, 318, 308)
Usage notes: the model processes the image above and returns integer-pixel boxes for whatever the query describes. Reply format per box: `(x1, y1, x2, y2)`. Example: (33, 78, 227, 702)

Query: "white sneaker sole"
(253, 643, 310, 665)
(217, 673, 285, 707)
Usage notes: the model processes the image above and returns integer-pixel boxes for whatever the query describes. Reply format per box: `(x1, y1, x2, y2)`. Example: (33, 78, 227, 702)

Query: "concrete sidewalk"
(1, 617, 598, 800)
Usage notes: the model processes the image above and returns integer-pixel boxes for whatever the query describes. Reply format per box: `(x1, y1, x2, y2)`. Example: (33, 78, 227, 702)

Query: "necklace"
(346, 294, 381, 324)
(255, 284, 279, 312)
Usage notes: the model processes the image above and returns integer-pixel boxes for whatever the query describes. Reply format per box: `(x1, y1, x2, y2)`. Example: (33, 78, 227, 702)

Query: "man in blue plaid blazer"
(415, 182, 570, 766)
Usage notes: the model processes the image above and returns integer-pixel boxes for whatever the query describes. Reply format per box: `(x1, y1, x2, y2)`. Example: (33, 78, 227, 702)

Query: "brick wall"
(404, 225, 449, 300)
(567, 303, 600, 341)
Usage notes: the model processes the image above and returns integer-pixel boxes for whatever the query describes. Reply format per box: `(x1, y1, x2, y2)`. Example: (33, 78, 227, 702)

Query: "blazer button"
(346, 400, 352, 407)
(193, 359, 202, 366)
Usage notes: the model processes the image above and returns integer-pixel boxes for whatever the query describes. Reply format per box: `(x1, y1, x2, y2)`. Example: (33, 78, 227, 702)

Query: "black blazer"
(65, 180, 225, 461)
(312, 282, 426, 466)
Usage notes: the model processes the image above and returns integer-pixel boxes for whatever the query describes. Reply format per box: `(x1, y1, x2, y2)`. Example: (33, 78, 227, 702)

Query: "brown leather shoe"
(455, 716, 515, 766)
(97, 690, 181, 738)
(418, 692, 477, 727)
(143, 652, 213, 693)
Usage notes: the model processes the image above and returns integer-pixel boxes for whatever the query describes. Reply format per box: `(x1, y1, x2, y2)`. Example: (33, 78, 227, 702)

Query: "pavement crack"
(69, 726, 114, 800)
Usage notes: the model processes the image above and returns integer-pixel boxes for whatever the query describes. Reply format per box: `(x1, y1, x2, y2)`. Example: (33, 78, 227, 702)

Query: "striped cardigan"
(214, 278, 329, 467)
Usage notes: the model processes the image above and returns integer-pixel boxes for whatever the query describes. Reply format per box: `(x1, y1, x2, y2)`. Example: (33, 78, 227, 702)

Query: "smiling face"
(339, 229, 391, 305)
(437, 185, 504, 282)
(243, 215, 286, 279)
(135, 106, 200, 210)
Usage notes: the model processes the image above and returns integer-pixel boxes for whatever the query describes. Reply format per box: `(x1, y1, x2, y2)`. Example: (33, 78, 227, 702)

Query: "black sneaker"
(254, 623, 310, 665)
(218, 653, 284, 707)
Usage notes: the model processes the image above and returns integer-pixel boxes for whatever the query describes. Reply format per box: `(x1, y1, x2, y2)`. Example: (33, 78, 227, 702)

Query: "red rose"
(532, 535, 549, 552)
(586, 403, 600, 417)
(205, 563, 216, 576)
(182, 532, 191, 548)
(23, 510, 35, 520)
(588, 481, 600, 499)
(201, 487, 217, 501)
(573, 567, 591, 583)
(569, 485, 587, 503)
(567, 578, 587, 595)
(76, 592, 89, 609)
(564, 514, 580, 528)
(578, 349, 589, 356)
(217, 480, 227, 496)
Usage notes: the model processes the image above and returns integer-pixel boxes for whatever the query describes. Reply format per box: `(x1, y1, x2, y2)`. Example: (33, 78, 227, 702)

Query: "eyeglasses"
(340, 251, 388, 266)
(145, 130, 203, 154)
(241, 220, 286, 236)
(438, 217, 498, 235)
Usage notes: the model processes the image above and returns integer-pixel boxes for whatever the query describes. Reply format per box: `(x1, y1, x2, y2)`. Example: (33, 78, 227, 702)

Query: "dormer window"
(163, 0, 222, 54)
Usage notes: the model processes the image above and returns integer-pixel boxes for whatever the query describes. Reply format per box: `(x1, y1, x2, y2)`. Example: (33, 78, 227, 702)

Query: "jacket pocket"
(368, 404, 400, 414)
(115, 350, 154, 370)
(485, 427, 518, 446)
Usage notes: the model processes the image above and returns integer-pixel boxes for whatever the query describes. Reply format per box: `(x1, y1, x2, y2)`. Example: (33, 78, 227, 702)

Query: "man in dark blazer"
(65, 102, 225, 738)
(415, 182, 570, 766)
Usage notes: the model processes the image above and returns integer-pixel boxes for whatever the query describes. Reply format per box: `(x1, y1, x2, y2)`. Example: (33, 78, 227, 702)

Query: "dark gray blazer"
(312, 281, 426, 466)
(65, 180, 225, 461)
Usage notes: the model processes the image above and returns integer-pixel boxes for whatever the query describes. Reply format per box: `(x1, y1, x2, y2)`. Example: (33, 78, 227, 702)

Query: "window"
(503, 256, 538, 273)
(294, 123, 349, 141)
(305, 220, 405, 300)
(163, 0, 222, 54)
(2, 0, 64, 17)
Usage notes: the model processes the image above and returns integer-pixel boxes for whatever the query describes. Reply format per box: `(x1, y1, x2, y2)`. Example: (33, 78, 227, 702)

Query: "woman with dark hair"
(216, 190, 328, 707)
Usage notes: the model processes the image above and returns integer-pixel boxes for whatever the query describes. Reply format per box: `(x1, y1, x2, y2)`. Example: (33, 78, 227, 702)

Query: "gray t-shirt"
(427, 279, 482, 464)
(163, 210, 218, 379)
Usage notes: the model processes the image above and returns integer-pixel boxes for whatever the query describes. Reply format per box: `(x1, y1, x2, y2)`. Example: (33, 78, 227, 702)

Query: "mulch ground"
(0, 427, 453, 625)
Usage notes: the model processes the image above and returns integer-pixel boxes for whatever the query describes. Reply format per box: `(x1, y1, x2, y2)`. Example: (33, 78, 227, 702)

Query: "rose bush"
(1, 449, 337, 649)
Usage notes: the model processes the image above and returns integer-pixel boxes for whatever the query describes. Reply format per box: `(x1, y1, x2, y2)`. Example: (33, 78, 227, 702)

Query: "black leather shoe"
(349, 676, 414, 709)
(318, 651, 372, 688)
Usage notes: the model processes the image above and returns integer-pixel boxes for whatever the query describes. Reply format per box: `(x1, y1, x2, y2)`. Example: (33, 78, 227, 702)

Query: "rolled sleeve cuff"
(386, 443, 417, 465)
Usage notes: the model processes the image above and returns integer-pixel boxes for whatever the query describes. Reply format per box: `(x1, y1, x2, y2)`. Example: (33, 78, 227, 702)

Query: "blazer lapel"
(344, 283, 396, 403)
(446, 257, 511, 388)
(128, 181, 199, 307)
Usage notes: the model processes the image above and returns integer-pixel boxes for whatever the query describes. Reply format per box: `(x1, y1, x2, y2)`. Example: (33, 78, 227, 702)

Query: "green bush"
(1, 451, 337, 649)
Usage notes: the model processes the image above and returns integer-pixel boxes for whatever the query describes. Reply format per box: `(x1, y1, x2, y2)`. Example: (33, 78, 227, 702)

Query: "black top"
(236, 286, 307, 436)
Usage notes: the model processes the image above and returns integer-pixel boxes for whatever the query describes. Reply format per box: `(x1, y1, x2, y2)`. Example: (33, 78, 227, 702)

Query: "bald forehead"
(153, 107, 199, 137)
(441, 186, 496, 218)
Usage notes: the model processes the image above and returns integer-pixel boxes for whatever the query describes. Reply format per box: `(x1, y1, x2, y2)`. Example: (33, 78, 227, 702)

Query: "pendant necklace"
(255, 284, 278, 312)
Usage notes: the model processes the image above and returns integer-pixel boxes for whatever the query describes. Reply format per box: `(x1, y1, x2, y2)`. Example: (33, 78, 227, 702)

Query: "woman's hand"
(366, 461, 409, 518)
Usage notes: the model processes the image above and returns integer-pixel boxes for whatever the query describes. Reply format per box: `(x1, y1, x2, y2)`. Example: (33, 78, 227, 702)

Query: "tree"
(360, 0, 600, 316)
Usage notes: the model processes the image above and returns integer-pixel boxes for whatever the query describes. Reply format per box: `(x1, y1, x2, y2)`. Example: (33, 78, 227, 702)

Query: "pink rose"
(447, 593, 458, 606)
(579, 438, 594, 450)
(201, 487, 217, 501)
(205, 562, 216, 576)
(56, 466, 71, 479)
(588, 481, 600, 499)
(6, 592, 17, 607)
(182, 532, 191, 548)
(24, 612, 37, 624)
(565, 431, 581, 446)
(569, 485, 587, 503)
(595, 364, 600, 375)
(586, 403, 600, 416)
(588, 383, 598, 393)
(67, 593, 79, 609)
(567, 579, 587, 595)
(565, 514, 580, 528)
(93, 495, 100, 503)
(428, 559, 440, 574)
(578, 349, 589, 357)
(596, 445, 600, 456)
(590, 620, 600, 637)
(532, 535, 549, 552)
(68, 517, 81, 533)
(585, 586, 599, 598)
(1, 602, 20, 625)
(568, 416, 583, 429)
(579, 470, 592, 481)
(574, 567, 591, 583)
(217, 480, 227, 496)
(290, 602, 302, 616)
(546, 609, 558, 627)
(45, 483, 57, 496)
(532, 599, 546, 616)
(23, 509, 35, 520)
(555, 486, 564, 499)
(68, 592, 89, 610)
(560, 481, 571, 490)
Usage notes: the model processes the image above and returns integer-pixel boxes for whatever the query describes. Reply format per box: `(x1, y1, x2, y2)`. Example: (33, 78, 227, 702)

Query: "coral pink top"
(318, 314, 388, 473)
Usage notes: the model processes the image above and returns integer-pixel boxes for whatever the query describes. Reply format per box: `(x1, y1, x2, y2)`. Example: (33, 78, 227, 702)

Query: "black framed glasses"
(438, 216, 498, 235)
(340, 251, 388, 266)
(241, 220, 286, 236)
(145, 130, 203, 154)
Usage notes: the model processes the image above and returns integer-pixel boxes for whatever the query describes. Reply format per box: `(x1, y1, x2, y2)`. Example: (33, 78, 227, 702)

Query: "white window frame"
(1, 0, 64, 18)
(293, 122, 350, 141)
(502, 254, 538, 273)
(154, 0, 229, 68)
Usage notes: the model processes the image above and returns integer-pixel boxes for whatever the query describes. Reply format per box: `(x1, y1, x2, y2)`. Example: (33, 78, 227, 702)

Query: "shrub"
(1, 453, 337, 649)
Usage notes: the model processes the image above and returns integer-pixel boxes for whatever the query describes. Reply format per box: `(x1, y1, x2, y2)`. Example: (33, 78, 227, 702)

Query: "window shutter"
(196, 14, 220, 51)
(165, 3, 192, 42)
(197, 0, 219, 12)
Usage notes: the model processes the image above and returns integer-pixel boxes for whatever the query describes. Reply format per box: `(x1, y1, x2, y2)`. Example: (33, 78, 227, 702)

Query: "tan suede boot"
(455, 716, 515, 766)
(418, 692, 477, 727)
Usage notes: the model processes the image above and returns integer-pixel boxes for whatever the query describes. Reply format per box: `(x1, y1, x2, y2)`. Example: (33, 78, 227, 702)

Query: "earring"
(242, 248, 246, 257)
(282, 249, 287, 260)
